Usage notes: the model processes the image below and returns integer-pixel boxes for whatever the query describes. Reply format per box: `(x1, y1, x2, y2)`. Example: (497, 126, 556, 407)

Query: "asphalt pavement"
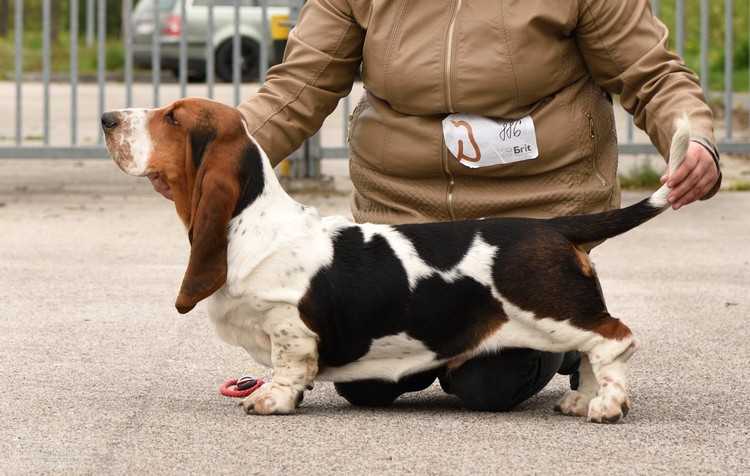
(1, 160, 748, 475)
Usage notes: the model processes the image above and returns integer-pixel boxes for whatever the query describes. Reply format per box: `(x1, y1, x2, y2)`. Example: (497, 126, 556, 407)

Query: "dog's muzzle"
(101, 109, 152, 176)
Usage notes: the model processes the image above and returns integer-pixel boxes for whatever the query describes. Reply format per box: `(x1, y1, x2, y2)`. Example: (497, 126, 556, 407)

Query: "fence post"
(71, 0, 79, 145)
(179, 0, 187, 98)
(286, 0, 322, 179)
(675, 0, 685, 57)
(700, 0, 709, 95)
(152, 2, 160, 106)
(14, 0, 22, 146)
(233, 0, 241, 106)
(306, 133, 322, 179)
(725, 0, 733, 140)
(124, 0, 133, 108)
(97, 0, 106, 144)
(207, 0, 215, 99)
(289, 1, 302, 22)
(42, 0, 50, 146)
(260, 0, 269, 84)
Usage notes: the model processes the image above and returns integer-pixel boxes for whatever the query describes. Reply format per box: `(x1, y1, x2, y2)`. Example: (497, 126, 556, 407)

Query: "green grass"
(0, 31, 124, 79)
(618, 160, 663, 190)
(709, 68, 749, 93)
(728, 180, 750, 191)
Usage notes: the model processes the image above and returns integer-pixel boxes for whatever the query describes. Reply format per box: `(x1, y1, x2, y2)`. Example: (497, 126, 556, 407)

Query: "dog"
(102, 97, 690, 422)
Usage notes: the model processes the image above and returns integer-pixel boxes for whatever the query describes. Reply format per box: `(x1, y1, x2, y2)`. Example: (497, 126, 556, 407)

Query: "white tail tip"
(649, 114, 691, 208)
(668, 113, 691, 175)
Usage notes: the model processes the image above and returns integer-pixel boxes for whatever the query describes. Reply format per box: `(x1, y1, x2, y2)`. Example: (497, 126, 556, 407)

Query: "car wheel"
(215, 37, 260, 83)
(169, 66, 207, 83)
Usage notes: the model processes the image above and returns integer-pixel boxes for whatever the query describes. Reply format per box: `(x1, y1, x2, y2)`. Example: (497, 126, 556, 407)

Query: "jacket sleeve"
(237, 0, 364, 165)
(575, 0, 717, 161)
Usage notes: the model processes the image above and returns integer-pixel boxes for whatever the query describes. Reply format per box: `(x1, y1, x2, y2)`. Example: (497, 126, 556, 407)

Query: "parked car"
(132, 0, 290, 82)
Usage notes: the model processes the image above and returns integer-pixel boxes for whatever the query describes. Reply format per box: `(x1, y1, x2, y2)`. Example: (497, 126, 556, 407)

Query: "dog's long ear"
(175, 155, 239, 314)
(174, 130, 266, 314)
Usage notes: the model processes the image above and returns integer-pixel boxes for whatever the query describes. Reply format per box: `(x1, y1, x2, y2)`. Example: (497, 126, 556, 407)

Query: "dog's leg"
(241, 306, 319, 415)
(585, 325, 638, 424)
(554, 354, 597, 417)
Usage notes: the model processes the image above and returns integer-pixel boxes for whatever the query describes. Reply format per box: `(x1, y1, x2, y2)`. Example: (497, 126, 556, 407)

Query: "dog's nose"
(101, 112, 120, 130)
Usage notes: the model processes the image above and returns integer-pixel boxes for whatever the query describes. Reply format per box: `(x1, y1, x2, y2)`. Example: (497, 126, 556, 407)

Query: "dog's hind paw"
(554, 390, 591, 417)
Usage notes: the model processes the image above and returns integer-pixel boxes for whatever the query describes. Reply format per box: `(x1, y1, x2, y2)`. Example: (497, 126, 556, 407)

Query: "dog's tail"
(546, 114, 691, 245)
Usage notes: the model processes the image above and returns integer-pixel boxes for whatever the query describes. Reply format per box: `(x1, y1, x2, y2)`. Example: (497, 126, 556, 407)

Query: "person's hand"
(147, 172, 173, 201)
(660, 141, 719, 210)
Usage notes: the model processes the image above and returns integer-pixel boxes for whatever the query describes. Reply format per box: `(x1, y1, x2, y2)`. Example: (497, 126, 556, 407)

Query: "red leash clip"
(219, 376, 265, 398)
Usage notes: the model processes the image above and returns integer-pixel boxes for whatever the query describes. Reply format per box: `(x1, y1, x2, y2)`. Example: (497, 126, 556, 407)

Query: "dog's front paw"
(586, 394, 630, 424)
(554, 390, 591, 417)
(239, 382, 298, 415)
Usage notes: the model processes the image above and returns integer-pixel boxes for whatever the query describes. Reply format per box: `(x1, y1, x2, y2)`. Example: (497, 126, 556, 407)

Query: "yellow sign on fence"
(271, 15, 290, 40)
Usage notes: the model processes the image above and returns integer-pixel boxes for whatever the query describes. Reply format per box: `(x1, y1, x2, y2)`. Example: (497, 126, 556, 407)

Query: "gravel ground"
(1, 160, 749, 475)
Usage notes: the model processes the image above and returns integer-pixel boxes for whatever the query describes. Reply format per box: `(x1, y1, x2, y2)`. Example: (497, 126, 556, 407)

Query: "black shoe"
(558, 351, 581, 390)
(334, 379, 403, 407)
(569, 371, 580, 391)
(557, 351, 581, 375)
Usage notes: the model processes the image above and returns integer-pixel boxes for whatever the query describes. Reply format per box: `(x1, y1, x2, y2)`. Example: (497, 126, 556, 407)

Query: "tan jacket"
(239, 0, 717, 224)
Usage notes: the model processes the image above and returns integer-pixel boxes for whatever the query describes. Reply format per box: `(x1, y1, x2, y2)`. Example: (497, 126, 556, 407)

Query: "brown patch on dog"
(487, 226, 612, 330)
(296, 291, 328, 373)
(128, 98, 256, 313)
(297, 291, 321, 337)
(466, 302, 507, 345)
(588, 314, 632, 340)
(444, 299, 507, 369)
(143, 99, 247, 229)
(573, 245, 594, 278)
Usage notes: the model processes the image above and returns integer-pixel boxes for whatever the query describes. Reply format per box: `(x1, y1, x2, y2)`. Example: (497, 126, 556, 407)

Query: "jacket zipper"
(441, 0, 461, 221)
(444, 0, 461, 114)
(442, 146, 457, 220)
(587, 112, 607, 187)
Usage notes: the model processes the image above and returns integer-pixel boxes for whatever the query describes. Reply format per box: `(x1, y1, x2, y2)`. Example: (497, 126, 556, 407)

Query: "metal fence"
(1, 0, 749, 171)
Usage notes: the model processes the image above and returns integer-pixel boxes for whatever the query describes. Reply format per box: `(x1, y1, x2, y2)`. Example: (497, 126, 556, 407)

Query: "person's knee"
(334, 379, 402, 407)
(443, 349, 564, 412)
(334, 368, 440, 407)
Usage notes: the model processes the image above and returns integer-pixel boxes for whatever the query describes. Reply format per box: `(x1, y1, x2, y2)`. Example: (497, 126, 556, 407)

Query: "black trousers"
(334, 349, 579, 411)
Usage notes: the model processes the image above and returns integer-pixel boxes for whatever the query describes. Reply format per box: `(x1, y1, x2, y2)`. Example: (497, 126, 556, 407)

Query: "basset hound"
(101, 98, 691, 423)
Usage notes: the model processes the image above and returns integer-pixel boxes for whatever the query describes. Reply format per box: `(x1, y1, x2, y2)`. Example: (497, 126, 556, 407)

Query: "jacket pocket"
(347, 96, 368, 145)
(586, 111, 608, 187)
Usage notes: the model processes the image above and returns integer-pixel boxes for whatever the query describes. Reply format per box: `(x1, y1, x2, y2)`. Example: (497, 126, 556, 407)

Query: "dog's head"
(101, 98, 265, 314)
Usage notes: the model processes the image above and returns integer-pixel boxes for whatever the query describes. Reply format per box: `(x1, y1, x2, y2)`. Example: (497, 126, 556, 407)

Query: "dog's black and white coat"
(103, 99, 691, 422)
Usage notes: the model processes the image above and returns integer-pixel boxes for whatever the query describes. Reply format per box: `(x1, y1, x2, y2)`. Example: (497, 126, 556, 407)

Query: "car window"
(133, 0, 177, 14)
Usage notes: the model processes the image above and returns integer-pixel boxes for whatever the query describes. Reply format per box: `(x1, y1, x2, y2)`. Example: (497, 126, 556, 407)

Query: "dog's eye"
(165, 110, 179, 126)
